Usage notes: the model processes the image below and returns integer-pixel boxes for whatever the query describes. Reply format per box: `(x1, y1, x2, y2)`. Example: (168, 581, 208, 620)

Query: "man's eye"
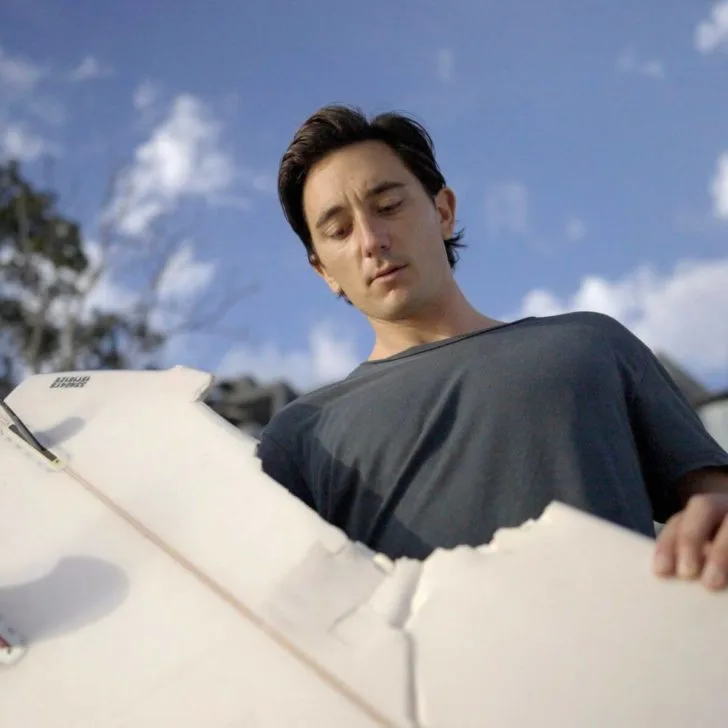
(329, 227, 350, 240)
(378, 200, 402, 214)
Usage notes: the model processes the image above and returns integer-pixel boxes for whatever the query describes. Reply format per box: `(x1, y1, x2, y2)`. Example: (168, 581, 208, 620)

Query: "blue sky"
(2, 0, 728, 391)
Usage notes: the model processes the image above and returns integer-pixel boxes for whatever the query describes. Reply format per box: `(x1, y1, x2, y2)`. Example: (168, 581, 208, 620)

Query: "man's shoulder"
(526, 310, 646, 352)
(521, 312, 654, 389)
(529, 310, 631, 336)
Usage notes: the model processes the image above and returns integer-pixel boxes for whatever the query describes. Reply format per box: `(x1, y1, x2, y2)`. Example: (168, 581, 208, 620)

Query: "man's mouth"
(371, 265, 406, 283)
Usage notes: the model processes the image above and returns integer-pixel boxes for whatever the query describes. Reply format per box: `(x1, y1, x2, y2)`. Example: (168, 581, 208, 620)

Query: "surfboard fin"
(0, 399, 60, 465)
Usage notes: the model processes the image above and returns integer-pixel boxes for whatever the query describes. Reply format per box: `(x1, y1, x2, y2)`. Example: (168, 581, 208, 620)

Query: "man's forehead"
(307, 142, 409, 192)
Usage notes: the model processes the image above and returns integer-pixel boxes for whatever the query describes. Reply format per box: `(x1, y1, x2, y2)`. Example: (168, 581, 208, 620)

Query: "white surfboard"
(0, 366, 727, 728)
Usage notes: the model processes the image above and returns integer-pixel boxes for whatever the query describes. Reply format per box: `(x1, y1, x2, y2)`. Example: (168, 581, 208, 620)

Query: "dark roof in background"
(205, 376, 299, 435)
(656, 353, 712, 408)
(695, 389, 728, 407)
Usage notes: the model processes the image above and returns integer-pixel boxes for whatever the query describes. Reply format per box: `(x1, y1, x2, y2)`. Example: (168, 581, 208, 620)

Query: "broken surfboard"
(0, 365, 727, 728)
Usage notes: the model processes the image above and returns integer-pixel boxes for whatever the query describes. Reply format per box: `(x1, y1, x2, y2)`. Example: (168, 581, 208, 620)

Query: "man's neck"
(367, 291, 503, 361)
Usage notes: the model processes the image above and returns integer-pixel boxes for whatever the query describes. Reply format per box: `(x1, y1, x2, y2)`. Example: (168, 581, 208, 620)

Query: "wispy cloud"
(251, 172, 274, 192)
(435, 48, 454, 84)
(0, 43, 44, 93)
(155, 241, 217, 303)
(616, 49, 665, 80)
(0, 43, 59, 160)
(514, 257, 728, 381)
(216, 320, 360, 391)
(68, 55, 112, 82)
(24, 95, 66, 126)
(0, 44, 112, 164)
(564, 216, 587, 243)
(485, 181, 530, 239)
(133, 79, 159, 113)
(695, 1, 728, 54)
(0, 122, 53, 161)
(108, 93, 235, 237)
(710, 152, 728, 219)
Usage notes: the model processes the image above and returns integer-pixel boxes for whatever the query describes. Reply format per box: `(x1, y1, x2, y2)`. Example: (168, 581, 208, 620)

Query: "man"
(257, 104, 728, 591)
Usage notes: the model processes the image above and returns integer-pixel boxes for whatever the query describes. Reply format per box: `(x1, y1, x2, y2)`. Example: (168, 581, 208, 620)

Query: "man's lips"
(371, 265, 406, 283)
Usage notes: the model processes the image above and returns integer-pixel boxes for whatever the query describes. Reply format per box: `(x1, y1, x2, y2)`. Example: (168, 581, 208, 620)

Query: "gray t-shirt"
(256, 312, 728, 559)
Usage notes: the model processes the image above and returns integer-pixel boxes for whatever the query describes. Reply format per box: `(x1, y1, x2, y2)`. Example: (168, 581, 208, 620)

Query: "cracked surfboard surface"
(1, 366, 727, 727)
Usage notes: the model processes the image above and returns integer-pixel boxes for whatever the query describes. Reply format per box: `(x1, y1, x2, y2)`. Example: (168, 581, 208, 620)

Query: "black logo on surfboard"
(50, 376, 90, 389)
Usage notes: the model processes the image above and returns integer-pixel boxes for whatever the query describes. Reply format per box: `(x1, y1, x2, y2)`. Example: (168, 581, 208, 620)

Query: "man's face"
(302, 140, 457, 322)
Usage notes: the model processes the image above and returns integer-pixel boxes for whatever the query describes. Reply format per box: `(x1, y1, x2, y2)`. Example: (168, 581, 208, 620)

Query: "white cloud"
(156, 241, 217, 302)
(710, 152, 728, 218)
(216, 321, 360, 391)
(62, 241, 134, 319)
(485, 181, 529, 239)
(69, 55, 112, 82)
(109, 94, 234, 237)
(0, 122, 50, 161)
(71, 240, 216, 345)
(0, 45, 60, 158)
(436, 48, 454, 84)
(513, 257, 728, 380)
(616, 49, 665, 79)
(0, 43, 44, 92)
(82, 272, 137, 319)
(695, 1, 728, 54)
(565, 216, 587, 243)
(133, 79, 159, 113)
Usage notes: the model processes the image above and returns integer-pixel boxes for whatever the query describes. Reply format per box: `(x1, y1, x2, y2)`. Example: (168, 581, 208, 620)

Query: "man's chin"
(367, 297, 420, 323)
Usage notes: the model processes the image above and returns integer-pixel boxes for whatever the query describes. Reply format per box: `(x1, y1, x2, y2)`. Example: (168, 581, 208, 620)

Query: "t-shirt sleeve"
(626, 346, 728, 522)
(255, 431, 316, 510)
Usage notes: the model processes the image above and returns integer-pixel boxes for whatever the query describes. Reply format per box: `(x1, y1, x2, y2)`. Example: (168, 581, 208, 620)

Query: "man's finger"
(654, 514, 681, 576)
(675, 495, 723, 580)
(701, 516, 728, 591)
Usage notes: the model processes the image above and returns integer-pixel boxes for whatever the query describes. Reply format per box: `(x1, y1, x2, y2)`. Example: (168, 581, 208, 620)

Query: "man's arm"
(610, 321, 728, 590)
(620, 332, 728, 524)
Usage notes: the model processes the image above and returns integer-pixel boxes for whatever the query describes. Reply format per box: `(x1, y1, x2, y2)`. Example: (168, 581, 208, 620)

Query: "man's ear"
(310, 253, 342, 296)
(435, 186, 457, 239)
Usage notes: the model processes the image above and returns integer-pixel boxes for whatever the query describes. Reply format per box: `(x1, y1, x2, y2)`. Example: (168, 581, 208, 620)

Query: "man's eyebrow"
(314, 180, 407, 231)
(367, 180, 406, 198)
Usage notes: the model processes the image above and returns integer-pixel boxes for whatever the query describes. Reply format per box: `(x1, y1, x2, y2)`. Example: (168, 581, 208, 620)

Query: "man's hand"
(654, 492, 728, 590)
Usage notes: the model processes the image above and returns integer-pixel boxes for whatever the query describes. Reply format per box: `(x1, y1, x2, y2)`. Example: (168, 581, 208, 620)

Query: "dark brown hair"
(277, 104, 465, 269)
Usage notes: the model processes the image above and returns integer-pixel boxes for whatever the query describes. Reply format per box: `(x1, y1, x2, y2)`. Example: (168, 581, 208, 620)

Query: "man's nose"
(358, 213, 391, 255)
